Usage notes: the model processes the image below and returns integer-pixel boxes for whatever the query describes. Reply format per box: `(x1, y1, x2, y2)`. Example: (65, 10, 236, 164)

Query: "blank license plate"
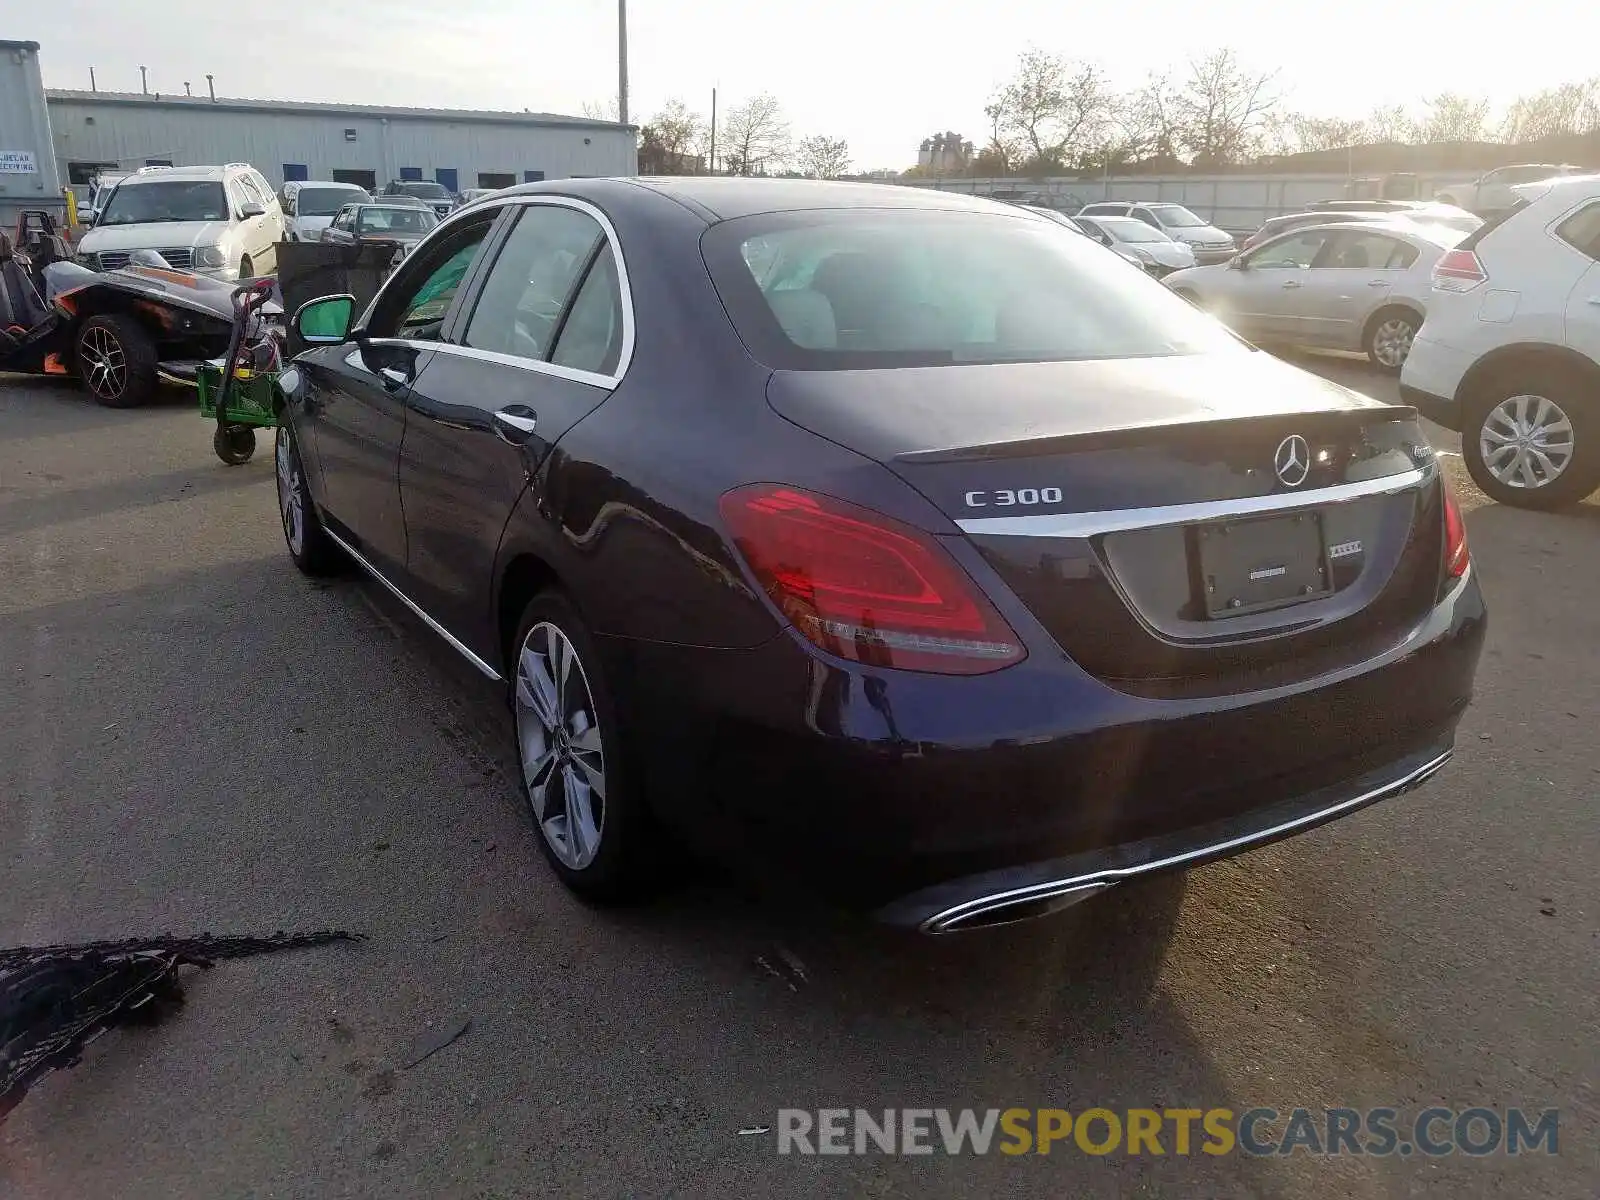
(1196, 511, 1330, 617)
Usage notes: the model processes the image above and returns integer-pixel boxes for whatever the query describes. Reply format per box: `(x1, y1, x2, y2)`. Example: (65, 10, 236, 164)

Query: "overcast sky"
(24, 0, 1599, 170)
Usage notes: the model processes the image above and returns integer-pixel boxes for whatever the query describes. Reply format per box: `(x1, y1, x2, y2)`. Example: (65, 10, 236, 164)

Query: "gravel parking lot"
(2, 355, 1596, 1199)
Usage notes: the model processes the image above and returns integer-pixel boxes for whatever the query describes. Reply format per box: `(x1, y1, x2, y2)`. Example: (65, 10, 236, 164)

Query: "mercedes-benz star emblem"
(1274, 434, 1311, 488)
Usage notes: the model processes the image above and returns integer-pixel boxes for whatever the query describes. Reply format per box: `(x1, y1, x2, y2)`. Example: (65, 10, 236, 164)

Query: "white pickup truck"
(1434, 164, 1589, 218)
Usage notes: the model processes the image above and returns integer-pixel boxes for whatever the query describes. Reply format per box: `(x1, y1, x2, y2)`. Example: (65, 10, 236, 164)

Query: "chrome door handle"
(1281, 280, 1301, 289)
(1368, 279, 1389, 287)
(379, 366, 410, 389)
(493, 407, 538, 444)
(1588, 296, 1600, 305)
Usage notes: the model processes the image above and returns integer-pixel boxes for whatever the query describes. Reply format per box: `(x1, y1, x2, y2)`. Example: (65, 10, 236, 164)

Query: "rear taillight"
(1443, 482, 1470, 579)
(1432, 248, 1487, 292)
(719, 484, 1026, 675)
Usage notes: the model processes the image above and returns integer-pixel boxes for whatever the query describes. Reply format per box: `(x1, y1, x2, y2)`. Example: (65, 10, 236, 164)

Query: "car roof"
(1269, 216, 1459, 247)
(121, 164, 259, 183)
(484, 176, 1017, 222)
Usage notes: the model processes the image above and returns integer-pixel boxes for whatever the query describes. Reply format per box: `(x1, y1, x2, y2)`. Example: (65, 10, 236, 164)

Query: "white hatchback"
(75, 163, 286, 279)
(1400, 174, 1600, 509)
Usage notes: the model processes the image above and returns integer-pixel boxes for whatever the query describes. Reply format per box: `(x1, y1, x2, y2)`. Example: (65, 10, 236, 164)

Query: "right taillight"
(1432, 248, 1487, 292)
(1443, 482, 1470, 579)
(719, 484, 1026, 675)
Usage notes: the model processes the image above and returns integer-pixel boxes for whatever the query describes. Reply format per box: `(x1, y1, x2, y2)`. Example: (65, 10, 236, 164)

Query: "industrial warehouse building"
(45, 89, 637, 193)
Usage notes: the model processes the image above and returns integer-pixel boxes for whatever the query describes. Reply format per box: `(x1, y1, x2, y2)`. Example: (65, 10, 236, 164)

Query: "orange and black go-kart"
(0, 215, 282, 409)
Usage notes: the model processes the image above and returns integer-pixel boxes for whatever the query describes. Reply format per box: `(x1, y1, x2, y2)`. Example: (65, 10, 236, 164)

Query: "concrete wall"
(46, 94, 637, 192)
(906, 173, 1470, 233)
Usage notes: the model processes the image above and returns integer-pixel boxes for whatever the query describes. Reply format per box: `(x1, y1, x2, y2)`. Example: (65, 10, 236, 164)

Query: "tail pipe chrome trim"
(921, 748, 1453, 934)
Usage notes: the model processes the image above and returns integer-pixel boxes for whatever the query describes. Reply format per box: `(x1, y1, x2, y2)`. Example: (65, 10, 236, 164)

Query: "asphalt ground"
(1, 352, 1596, 1199)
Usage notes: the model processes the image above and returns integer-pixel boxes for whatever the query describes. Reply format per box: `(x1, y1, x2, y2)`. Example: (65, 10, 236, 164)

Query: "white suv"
(1401, 174, 1600, 509)
(75, 163, 285, 279)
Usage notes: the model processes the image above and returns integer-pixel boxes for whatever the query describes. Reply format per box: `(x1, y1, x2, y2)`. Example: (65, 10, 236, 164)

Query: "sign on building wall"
(0, 150, 38, 174)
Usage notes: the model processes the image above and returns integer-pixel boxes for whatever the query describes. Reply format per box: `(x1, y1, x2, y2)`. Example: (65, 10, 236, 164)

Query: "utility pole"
(709, 87, 717, 175)
(617, 0, 629, 125)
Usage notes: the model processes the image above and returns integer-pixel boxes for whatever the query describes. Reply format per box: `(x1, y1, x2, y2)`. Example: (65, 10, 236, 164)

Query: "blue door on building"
(282, 163, 309, 182)
(399, 166, 423, 181)
(435, 168, 458, 194)
(524, 170, 545, 183)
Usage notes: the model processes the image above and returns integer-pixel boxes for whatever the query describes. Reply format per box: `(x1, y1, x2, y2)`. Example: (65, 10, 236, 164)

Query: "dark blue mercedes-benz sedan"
(273, 177, 1485, 933)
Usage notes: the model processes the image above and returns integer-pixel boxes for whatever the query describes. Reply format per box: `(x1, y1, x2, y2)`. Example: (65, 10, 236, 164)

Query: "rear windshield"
(701, 210, 1242, 370)
(397, 181, 452, 199)
(357, 207, 435, 234)
(299, 186, 371, 215)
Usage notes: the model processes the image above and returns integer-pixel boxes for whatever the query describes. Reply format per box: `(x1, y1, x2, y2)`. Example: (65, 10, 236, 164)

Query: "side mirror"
(240, 202, 266, 218)
(1228, 255, 1247, 270)
(293, 294, 356, 344)
(76, 205, 95, 226)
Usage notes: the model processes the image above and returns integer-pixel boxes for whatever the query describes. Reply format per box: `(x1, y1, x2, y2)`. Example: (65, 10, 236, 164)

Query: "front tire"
(1463, 365, 1600, 510)
(214, 425, 256, 464)
(274, 422, 345, 574)
(75, 314, 158, 408)
(511, 592, 652, 902)
(1365, 309, 1419, 373)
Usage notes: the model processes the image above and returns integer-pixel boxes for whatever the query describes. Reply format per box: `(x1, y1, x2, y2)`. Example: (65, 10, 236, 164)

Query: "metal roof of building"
(45, 89, 633, 133)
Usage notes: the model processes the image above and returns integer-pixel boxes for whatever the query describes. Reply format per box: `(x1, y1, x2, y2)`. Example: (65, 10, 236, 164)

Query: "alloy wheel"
(514, 621, 605, 870)
(1479, 393, 1575, 489)
(275, 431, 305, 555)
(78, 326, 127, 401)
(1371, 318, 1415, 368)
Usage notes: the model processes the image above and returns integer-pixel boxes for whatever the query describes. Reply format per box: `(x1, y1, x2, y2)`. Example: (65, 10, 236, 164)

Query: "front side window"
(369, 219, 492, 341)
(96, 181, 228, 226)
(1247, 230, 1330, 269)
(703, 210, 1241, 370)
(462, 205, 606, 360)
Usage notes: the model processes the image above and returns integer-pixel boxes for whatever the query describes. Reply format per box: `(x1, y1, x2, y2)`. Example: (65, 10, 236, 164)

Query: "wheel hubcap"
(514, 622, 605, 870)
(1373, 318, 1414, 367)
(79, 327, 127, 399)
(275, 431, 305, 554)
(1480, 394, 1575, 489)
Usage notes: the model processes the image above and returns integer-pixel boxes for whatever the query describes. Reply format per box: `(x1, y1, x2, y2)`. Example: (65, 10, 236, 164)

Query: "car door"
(324, 207, 356, 245)
(296, 216, 496, 577)
(234, 174, 275, 271)
(1230, 228, 1337, 340)
(397, 198, 631, 652)
(1284, 229, 1414, 349)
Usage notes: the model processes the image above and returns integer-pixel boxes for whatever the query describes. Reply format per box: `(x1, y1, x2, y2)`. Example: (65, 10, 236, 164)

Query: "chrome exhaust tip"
(924, 880, 1116, 934)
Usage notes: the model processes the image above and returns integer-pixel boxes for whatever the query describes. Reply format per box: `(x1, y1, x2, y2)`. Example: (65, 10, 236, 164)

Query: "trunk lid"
(767, 351, 1446, 694)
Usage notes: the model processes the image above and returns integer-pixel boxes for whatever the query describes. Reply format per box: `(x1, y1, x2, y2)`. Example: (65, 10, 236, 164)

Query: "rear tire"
(75, 314, 158, 408)
(511, 592, 655, 903)
(1462, 363, 1600, 510)
(213, 425, 256, 464)
(274, 422, 345, 575)
(1364, 308, 1419, 373)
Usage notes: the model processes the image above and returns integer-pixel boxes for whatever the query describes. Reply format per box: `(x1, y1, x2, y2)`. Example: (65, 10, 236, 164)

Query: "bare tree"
(581, 98, 621, 122)
(1170, 49, 1280, 165)
(1360, 103, 1415, 144)
(1499, 79, 1600, 143)
(721, 93, 791, 176)
(987, 49, 1112, 170)
(796, 135, 852, 179)
(1415, 92, 1491, 143)
(1271, 113, 1368, 155)
(650, 98, 704, 164)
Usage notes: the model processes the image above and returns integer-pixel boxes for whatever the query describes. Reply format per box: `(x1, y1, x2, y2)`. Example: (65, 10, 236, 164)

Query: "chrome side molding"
(956, 466, 1429, 539)
(322, 528, 504, 683)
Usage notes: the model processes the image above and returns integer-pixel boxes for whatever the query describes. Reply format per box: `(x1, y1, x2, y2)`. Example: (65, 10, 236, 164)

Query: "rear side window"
(701, 209, 1241, 370)
(1555, 204, 1600, 260)
(462, 204, 606, 360)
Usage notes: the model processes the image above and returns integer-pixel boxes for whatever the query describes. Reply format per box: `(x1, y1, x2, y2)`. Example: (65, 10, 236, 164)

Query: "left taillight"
(718, 484, 1026, 675)
(1443, 480, 1470, 579)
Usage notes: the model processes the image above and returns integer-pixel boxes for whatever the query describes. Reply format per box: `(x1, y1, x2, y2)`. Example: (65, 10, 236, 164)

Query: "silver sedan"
(1161, 219, 1465, 372)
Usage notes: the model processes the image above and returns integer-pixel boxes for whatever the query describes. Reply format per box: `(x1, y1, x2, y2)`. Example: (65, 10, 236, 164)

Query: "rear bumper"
(878, 739, 1452, 932)
(601, 571, 1486, 924)
(1399, 334, 1476, 431)
(1400, 383, 1461, 431)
